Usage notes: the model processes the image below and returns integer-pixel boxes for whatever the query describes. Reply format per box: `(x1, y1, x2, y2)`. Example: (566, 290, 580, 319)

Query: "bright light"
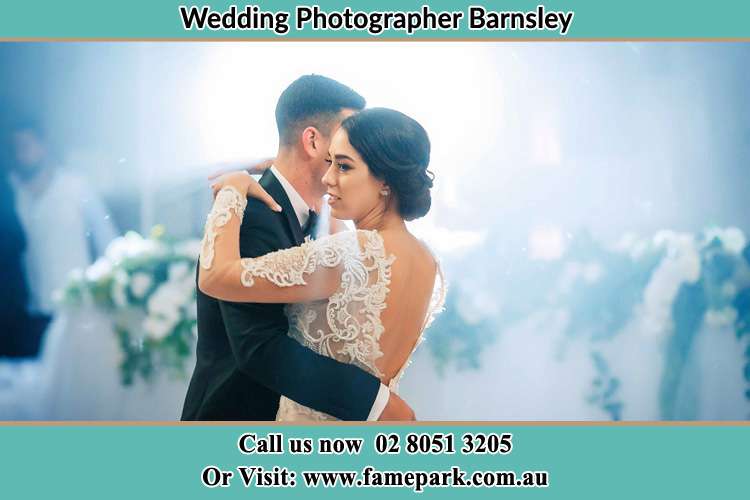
(190, 42, 506, 251)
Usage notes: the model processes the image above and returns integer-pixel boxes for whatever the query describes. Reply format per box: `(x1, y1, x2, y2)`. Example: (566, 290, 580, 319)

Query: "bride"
(199, 108, 445, 421)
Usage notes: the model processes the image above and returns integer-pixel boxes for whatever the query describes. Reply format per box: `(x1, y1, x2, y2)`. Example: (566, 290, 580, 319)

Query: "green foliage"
(562, 231, 663, 341)
(427, 286, 494, 376)
(659, 282, 707, 420)
(587, 351, 623, 421)
(431, 227, 750, 420)
(62, 230, 199, 385)
(735, 288, 750, 340)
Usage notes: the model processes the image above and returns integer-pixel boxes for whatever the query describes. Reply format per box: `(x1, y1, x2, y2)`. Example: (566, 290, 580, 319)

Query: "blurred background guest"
(0, 159, 49, 358)
(6, 115, 118, 317)
(0, 104, 54, 358)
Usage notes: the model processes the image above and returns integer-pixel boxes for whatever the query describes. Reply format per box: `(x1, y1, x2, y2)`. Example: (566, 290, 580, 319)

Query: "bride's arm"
(198, 173, 342, 304)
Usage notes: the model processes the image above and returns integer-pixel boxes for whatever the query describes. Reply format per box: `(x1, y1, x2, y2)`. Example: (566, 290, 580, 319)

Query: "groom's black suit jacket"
(182, 170, 380, 421)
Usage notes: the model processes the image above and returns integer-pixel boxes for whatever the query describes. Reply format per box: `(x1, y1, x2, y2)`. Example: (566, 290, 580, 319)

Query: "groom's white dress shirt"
(269, 166, 390, 421)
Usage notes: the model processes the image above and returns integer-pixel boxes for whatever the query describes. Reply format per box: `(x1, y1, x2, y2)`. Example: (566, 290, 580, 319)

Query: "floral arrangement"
(60, 227, 200, 385)
(63, 220, 750, 417)
(428, 226, 750, 420)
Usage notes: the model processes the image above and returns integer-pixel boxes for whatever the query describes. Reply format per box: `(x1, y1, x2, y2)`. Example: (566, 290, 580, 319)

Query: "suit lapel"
(259, 170, 305, 245)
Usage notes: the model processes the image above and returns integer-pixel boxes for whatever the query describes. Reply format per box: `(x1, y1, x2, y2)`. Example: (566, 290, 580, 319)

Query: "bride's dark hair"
(341, 108, 433, 221)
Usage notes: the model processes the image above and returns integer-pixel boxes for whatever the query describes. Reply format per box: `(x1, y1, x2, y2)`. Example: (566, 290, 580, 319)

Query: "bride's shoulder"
(309, 229, 366, 251)
(322, 229, 391, 260)
(417, 239, 440, 269)
(308, 230, 391, 267)
(378, 230, 437, 263)
(353, 229, 391, 259)
(323, 228, 386, 247)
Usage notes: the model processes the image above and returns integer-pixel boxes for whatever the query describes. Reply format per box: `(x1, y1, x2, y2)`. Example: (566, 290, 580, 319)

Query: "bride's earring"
(380, 189, 389, 197)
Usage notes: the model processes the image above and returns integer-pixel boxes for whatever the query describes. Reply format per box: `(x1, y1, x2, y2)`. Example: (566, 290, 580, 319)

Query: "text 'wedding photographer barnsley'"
(178, 5, 575, 36)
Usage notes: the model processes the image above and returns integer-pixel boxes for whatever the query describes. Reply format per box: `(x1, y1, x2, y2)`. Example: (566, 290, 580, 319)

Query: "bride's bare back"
(376, 229, 438, 384)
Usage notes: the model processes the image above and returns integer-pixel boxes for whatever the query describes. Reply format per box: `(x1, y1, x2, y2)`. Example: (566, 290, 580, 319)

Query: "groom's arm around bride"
(182, 168, 412, 422)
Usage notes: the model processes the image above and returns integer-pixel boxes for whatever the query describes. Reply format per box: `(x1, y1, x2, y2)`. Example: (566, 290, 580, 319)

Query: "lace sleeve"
(200, 226, 364, 304)
(199, 186, 247, 270)
(240, 231, 361, 288)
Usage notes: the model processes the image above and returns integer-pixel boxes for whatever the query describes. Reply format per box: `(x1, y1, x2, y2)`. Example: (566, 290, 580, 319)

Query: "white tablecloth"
(0, 306, 194, 420)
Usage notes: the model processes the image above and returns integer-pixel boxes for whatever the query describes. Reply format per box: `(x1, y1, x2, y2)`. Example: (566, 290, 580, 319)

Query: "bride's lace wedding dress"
(201, 186, 446, 421)
(243, 230, 445, 421)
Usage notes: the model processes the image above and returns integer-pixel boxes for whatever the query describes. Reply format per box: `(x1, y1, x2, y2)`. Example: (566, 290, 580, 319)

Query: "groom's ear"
(300, 126, 322, 158)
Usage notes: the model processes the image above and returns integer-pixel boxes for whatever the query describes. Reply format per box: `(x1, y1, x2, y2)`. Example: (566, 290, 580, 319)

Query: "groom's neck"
(274, 150, 324, 212)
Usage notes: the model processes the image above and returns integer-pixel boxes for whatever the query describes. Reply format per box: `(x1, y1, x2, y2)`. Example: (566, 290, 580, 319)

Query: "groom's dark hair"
(275, 74, 365, 147)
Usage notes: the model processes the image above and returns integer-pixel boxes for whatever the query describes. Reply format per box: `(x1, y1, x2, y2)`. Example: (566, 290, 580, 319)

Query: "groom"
(182, 75, 414, 421)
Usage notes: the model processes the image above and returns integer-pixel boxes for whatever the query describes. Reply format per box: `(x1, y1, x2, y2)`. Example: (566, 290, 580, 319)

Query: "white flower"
(68, 268, 85, 283)
(724, 228, 747, 254)
(528, 226, 566, 261)
(143, 272, 195, 341)
(147, 283, 183, 324)
(704, 307, 738, 328)
(85, 257, 113, 282)
(112, 283, 127, 308)
(653, 229, 679, 248)
(111, 269, 129, 308)
(652, 231, 701, 282)
(168, 261, 191, 282)
(582, 262, 603, 283)
(105, 232, 144, 262)
(105, 231, 166, 264)
(615, 232, 639, 251)
(180, 274, 196, 298)
(703, 227, 747, 254)
(680, 255, 701, 283)
(174, 239, 202, 260)
(456, 291, 496, 325)
(143, 315, 174, 341)
(630, 240, 649, 260)
(639, 231, 702, 339)
(555, 261, 603, 292)
(722, 282, 737, 299)
(557, 262, 582, 295)
(185, 300, 197, 320)
(614, 232, 650, 260)
(130, 273, 153, 299)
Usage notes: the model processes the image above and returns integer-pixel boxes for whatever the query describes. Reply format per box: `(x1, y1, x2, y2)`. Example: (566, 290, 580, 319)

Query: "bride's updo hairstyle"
(341, 108, 433, 221)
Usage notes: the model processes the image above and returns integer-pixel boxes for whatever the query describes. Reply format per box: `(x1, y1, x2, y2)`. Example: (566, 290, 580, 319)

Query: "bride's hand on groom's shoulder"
(244, 157, 275, 175)
(210, 171, 282, 213)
